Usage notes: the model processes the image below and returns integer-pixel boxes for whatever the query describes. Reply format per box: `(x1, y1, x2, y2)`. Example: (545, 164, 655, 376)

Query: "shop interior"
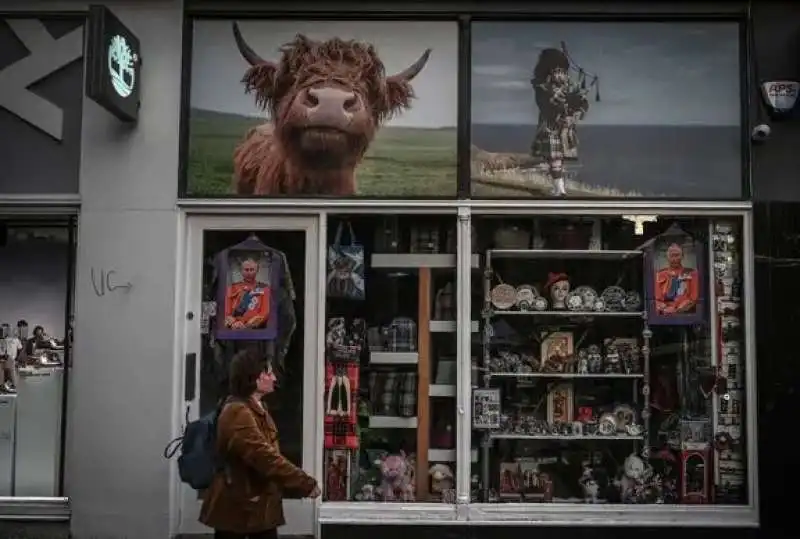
(0, 218, 73, 498)
(318, 213, 747, 506)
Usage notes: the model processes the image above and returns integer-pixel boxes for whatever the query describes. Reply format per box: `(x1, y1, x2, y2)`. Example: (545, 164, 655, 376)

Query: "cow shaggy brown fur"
(230, 23, 431, 196)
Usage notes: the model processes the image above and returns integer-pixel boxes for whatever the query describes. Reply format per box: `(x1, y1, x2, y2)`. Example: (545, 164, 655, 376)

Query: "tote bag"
(327, 221, 365, 300)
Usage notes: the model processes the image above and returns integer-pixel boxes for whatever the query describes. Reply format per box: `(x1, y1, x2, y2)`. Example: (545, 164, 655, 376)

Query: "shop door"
(178, 215, 321, 537)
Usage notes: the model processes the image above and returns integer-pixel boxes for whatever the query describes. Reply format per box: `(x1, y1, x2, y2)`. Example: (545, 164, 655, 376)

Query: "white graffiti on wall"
(0, 19, 83, 141)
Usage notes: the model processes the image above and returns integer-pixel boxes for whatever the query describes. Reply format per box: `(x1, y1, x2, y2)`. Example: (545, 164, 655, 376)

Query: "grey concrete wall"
(65, 1, 183, 538)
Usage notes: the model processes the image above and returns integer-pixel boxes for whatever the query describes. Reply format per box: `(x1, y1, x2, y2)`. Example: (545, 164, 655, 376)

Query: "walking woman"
(200, 349, 320, 539)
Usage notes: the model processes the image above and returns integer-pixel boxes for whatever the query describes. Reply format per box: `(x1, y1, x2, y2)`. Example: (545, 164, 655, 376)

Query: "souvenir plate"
(491, 284, 517, 310)
(624, 454, 645, 480)
(532, 296, 549, 311)
(601, 286, 626, 312)
(624, 290, 642, 312)
(566, 291, 584, 311)
(573, 285, 598, 310)
(515, 285, 538, 310)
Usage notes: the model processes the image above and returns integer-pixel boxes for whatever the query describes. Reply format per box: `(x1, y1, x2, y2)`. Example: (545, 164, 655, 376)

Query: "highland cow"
(231, 22, 431, 196)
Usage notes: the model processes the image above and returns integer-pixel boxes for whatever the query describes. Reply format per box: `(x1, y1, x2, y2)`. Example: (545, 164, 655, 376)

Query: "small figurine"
(577, 349, 589, 374)
(545, 272, 571, 310)
(587, 345, 603, 373)
(580, 465, 600, 504)
(605, 343, 621, 373)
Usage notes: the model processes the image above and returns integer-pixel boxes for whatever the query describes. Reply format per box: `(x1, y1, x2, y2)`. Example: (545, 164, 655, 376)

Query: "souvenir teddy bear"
(379, 451, 415, 502)
(428, 463, 455, 496)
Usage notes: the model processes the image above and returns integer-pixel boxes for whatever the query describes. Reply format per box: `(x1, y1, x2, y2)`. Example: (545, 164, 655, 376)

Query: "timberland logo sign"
(761, 80, 800, 115)
(86, 5, 141, 123)
(0, 19, 83, 141)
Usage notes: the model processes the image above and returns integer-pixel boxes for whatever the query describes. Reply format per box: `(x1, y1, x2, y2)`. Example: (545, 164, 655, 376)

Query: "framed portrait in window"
(644, 224, 705, 326)
(215, 238, 282, 341)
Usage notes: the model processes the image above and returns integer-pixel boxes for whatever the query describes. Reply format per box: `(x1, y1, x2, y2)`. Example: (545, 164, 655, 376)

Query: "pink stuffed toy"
(379, 451, 414, 502)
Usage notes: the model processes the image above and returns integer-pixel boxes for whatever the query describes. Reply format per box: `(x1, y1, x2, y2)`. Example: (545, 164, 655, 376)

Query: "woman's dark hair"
(228, 348, 269, 398)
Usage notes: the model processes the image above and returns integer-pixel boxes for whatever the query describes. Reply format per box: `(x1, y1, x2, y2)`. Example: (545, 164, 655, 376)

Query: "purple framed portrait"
(215, 238, 282, 341)
(644, 224, 705, 326)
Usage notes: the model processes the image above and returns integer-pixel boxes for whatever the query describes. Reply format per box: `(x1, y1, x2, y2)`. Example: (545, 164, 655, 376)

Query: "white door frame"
(176, 214, 322, 537)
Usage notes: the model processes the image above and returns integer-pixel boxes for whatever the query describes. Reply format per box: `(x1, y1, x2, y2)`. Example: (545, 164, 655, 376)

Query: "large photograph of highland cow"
(185, 20, 458, 197)
(471, 22, 742, 198)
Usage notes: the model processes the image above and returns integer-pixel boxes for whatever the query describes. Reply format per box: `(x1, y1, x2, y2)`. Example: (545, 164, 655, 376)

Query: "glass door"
(178, 215, 321, 537)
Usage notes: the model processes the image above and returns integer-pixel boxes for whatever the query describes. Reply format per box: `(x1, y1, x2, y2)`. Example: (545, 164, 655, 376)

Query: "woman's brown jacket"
(199, 397, 318, 534)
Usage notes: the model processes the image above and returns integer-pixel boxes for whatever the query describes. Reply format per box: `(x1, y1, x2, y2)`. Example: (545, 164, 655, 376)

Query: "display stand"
(477, 248, 650, 501)
(370, 253, 480, 501)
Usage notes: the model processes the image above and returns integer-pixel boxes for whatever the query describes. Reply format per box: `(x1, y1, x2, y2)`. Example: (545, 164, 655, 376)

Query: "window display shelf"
(369, 416, 418, 429)
(488, 249, 642, 260)
(490, 434, 644, 441)
(369, 351, 419, 365)
(487, 372, 644, 379)
(428, 448, 479, 463)
(371, 253, 481, 269)
(429, 384, 456, 397)
(429, 320, 479, 333)
(489, 310, 644, 318)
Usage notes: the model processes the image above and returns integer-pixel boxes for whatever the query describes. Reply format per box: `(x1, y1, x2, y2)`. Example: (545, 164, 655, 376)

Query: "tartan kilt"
(531, 125, 564, 162)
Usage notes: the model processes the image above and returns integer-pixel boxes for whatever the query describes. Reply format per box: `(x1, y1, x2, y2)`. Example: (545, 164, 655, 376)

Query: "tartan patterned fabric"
(385, 317, 417, 353)
(532, 126, 565, 162)
(324, 360, 359, 449)
(397, 373, 417, 417)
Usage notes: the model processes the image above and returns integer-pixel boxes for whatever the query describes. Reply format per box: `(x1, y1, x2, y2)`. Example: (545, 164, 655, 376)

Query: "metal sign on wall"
(0, 17, 84, 194)
(85, 5, 141, 123)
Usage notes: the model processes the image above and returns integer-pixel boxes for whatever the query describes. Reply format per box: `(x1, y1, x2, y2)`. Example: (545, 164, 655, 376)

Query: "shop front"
(173, 3, 759, 538)
(0, 9, 82, 528)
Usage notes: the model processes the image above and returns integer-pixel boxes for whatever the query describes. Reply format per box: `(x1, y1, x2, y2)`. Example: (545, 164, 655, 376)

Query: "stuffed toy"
(428, 463, 454, 495)
(378, 451, 415, 502)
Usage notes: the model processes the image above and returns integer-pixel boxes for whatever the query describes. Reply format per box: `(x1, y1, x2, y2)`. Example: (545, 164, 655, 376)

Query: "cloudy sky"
(191, 20, 458, 128)
(471, 22, 741, 126)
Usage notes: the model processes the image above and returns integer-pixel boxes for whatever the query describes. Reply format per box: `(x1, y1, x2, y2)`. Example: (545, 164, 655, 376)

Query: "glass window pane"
(0, 221, 72, 497)
(323, 214, 458, 503)
(470, 214, 748, 505)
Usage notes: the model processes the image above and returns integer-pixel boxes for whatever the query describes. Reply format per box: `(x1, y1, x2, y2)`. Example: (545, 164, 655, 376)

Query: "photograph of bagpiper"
(470, 21, 742, 198)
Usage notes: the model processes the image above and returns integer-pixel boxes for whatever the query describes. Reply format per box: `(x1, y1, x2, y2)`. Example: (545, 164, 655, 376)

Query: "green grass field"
(186, 109, 457, 197)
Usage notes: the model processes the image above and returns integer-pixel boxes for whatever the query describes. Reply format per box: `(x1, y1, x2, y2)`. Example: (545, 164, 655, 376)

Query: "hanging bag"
(327, 222, 365, 301)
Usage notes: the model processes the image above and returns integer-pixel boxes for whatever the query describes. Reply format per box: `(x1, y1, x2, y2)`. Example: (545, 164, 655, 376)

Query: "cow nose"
(305, 87, 361, 118)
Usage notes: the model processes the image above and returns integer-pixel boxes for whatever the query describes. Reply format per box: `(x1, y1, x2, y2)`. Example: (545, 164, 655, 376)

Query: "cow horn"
(387, 49, 432, 82)
(232, 22, 271, 66)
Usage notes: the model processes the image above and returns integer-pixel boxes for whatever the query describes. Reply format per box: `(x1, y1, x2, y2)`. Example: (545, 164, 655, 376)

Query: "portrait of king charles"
(223, 255, 271, 330)
(654, 242, 699, 315)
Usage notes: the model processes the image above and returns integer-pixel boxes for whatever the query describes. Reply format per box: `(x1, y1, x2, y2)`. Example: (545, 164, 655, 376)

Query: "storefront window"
(0, 220, 73, 497)
(469, 214, 747, 505)
(323, 214, 462, 503)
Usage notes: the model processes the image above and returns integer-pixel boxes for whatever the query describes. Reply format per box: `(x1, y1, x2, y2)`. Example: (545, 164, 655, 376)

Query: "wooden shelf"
(429, 320, 479, 333)
(369, 416, 418, 429)
(371, 253, 481, 269)
(488, 372, 644, 379)
(368, 352, 418, 365)
(488, 249, 642, 260)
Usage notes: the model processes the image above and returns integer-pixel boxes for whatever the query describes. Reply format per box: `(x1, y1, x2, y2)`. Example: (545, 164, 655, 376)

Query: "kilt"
(531, 123, 564, 162)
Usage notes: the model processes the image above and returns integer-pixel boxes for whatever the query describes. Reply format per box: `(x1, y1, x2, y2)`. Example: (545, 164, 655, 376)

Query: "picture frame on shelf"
(472, 388, 501, 429)
(546, 383, 574, 424)
(540, 331, 574, 373)
(643, 223, 705, 326)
